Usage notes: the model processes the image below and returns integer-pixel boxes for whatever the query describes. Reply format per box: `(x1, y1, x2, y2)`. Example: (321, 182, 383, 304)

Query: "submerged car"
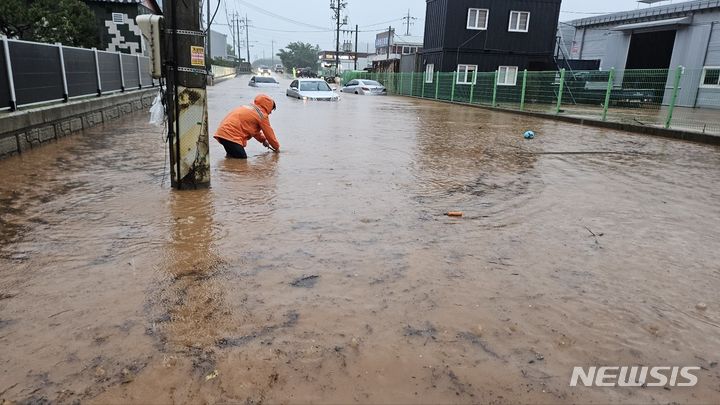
(258, 66, 272, 76)
(249, 76, 279, 87)
(341, 79, 387, 95)
(286, 79, 339, 101)
(274, 64, 284, 74)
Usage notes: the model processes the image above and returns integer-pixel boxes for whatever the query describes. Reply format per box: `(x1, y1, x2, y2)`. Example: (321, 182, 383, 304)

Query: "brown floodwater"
(1, 77, 719, 404)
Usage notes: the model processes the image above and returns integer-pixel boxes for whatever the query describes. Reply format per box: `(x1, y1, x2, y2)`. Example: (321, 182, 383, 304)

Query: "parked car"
(274, 64, 284, 74)
(286, 79, 339, 101)
(249, 76, 279, 87)
(258, 66, 271, 76)
(296, 68, 317, 78)
(342, 79, 387, 95)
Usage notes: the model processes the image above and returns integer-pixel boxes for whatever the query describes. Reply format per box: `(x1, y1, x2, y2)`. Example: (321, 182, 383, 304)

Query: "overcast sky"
(208, 0, 667, 62)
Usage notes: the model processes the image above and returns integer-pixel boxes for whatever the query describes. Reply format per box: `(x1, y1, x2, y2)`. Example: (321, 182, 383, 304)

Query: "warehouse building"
(561, 0, 720, 108)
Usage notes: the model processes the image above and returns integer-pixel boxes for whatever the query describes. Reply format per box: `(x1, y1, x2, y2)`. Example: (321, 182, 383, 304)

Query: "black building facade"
(421, 0, 562, 76)
(83, 0, 161, 55)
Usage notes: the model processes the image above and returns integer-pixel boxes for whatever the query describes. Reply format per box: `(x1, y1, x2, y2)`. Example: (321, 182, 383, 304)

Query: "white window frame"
(456, 64, 478, 85)
(425, 64, 435, 83)
(508, 11, 530, 33)
(111, 13, 124, 24)
(699, 66, 720, 88)
(467, 8, 489, 30)
(497, 66, 519, 86)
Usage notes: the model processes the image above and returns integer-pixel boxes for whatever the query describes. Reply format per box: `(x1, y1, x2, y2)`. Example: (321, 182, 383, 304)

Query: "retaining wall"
(0, 89, 157, 159)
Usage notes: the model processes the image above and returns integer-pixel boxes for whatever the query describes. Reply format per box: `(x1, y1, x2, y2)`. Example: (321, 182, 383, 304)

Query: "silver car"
(249, 76, 279, 87)
(341, 79, 387, 95)
(286, 79, 339, 101)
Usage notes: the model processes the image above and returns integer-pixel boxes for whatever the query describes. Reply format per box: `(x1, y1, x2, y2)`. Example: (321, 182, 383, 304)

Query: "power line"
(233, 0, 329, 30)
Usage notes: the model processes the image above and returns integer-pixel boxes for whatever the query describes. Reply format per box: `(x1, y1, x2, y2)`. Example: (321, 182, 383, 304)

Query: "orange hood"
(254, 94, 275, 115)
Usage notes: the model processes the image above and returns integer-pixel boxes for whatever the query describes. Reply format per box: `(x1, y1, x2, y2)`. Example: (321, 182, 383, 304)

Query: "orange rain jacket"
(214, 94, 280, 151)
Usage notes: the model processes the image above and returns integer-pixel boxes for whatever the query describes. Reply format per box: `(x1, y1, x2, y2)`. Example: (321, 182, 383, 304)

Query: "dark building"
(420, 0, 562, 81)
(82, 0, 161, 55)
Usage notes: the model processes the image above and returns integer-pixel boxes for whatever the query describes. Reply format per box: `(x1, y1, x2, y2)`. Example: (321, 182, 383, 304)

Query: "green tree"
(0, 0, 98, 48)
(277, 42, 320, 70)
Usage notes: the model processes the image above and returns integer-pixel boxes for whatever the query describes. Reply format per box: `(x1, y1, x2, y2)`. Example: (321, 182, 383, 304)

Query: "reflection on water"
(0, 77, 719, 403)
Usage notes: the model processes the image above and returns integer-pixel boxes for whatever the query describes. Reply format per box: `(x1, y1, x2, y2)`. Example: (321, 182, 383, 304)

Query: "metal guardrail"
(343, 68, 720, 136)
(1, 37, 154, 111)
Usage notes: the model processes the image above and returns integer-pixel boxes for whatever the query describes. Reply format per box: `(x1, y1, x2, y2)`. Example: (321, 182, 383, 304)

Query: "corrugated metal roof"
(569, 0, 720, 27)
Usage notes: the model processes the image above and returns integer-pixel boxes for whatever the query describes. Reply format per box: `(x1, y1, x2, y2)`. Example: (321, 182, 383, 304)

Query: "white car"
(286, 79, 339, 101)
(341, 79, 387, 95)
(249, 76, 279, 87)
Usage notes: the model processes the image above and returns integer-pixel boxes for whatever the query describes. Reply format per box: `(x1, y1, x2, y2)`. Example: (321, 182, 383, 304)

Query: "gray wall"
(210, 30, 227, 60)
(567, 8, 720, 108)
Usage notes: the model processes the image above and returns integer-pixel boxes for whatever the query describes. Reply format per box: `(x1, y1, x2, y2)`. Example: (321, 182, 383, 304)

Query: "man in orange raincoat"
(214, 94, 280, 159)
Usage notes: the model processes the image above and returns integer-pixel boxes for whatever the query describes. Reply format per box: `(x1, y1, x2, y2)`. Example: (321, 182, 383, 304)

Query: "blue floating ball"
(523, 130, 535, 139)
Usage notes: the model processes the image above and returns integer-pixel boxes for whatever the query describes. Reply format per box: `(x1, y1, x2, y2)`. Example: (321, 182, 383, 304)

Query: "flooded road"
(1, 76, 719, 404)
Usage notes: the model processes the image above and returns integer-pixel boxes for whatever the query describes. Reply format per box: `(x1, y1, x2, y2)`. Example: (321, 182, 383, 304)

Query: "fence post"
(665, 66, 683, 129)
(555, 68, 566, 114)
(469, 70, 477, 104)
(601, 68, 615, 121)
(136, 54, 142, 89)
(2, 36, 17, 111)
(56, 43, 69, 102)
(118, 53, 125, 92)
(520, 69, 528, 111)
(93, 48, 102, 96)
(410, 71, 415, 96)
(435, 71, 439, 99)
(492, 70, 498, 107)
(451, 71, 456, 102)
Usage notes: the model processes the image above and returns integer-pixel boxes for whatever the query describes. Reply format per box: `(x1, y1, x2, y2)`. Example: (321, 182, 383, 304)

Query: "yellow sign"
(191, 46, 205, 67)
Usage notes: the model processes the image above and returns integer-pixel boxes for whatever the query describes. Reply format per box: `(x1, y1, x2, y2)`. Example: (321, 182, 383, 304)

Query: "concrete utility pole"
(163, 0, 211, 189)
(330, 0, 347, 76)
(354, 24, 358, 70)
(235, 13, 241, 63)
(387, 26, 393, 60)
(402, 9, 417, 36)
(244, 14, 251, 64)
(271, 40, 274, 65)
(206, 0, 212, 66)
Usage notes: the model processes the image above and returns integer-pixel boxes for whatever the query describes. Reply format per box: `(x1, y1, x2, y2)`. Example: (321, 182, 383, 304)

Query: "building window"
(508, 11, 530, 32)
(467, 8, 489, 30)
(497, 66, 519, 86)
(700, 67, 720, 88)
(457, 64, 478, 84)
(111, 13, 124, 24)
(425, 64, 434, 83)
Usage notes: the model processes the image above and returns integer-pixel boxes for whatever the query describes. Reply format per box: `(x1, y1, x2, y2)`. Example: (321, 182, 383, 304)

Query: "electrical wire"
(204, 0, 223, 34)
(233, 0, 329, 30)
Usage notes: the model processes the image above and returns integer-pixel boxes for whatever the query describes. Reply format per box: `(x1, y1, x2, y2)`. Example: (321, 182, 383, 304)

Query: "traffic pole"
(163, 0, 211, 189)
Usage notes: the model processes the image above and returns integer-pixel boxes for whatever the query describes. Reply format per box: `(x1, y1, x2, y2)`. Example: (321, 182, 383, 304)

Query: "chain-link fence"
(342, 67, 720, 136)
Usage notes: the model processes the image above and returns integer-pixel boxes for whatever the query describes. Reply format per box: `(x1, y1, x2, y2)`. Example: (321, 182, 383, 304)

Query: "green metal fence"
(342, 68, 720, 136)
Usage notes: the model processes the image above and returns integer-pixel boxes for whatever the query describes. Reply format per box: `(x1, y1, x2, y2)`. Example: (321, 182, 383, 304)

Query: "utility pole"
(387, 26, 393, 60)
(271, 40, 274, 65)
(206, 0, 212, 66)
(354, 24, 358, 70)
(163, 0, 210, 189)
(235, 13, 241, 65)
(402, 9, 417, 36)
(330, 0, 347, 77)
(245, 14, 251, 64)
